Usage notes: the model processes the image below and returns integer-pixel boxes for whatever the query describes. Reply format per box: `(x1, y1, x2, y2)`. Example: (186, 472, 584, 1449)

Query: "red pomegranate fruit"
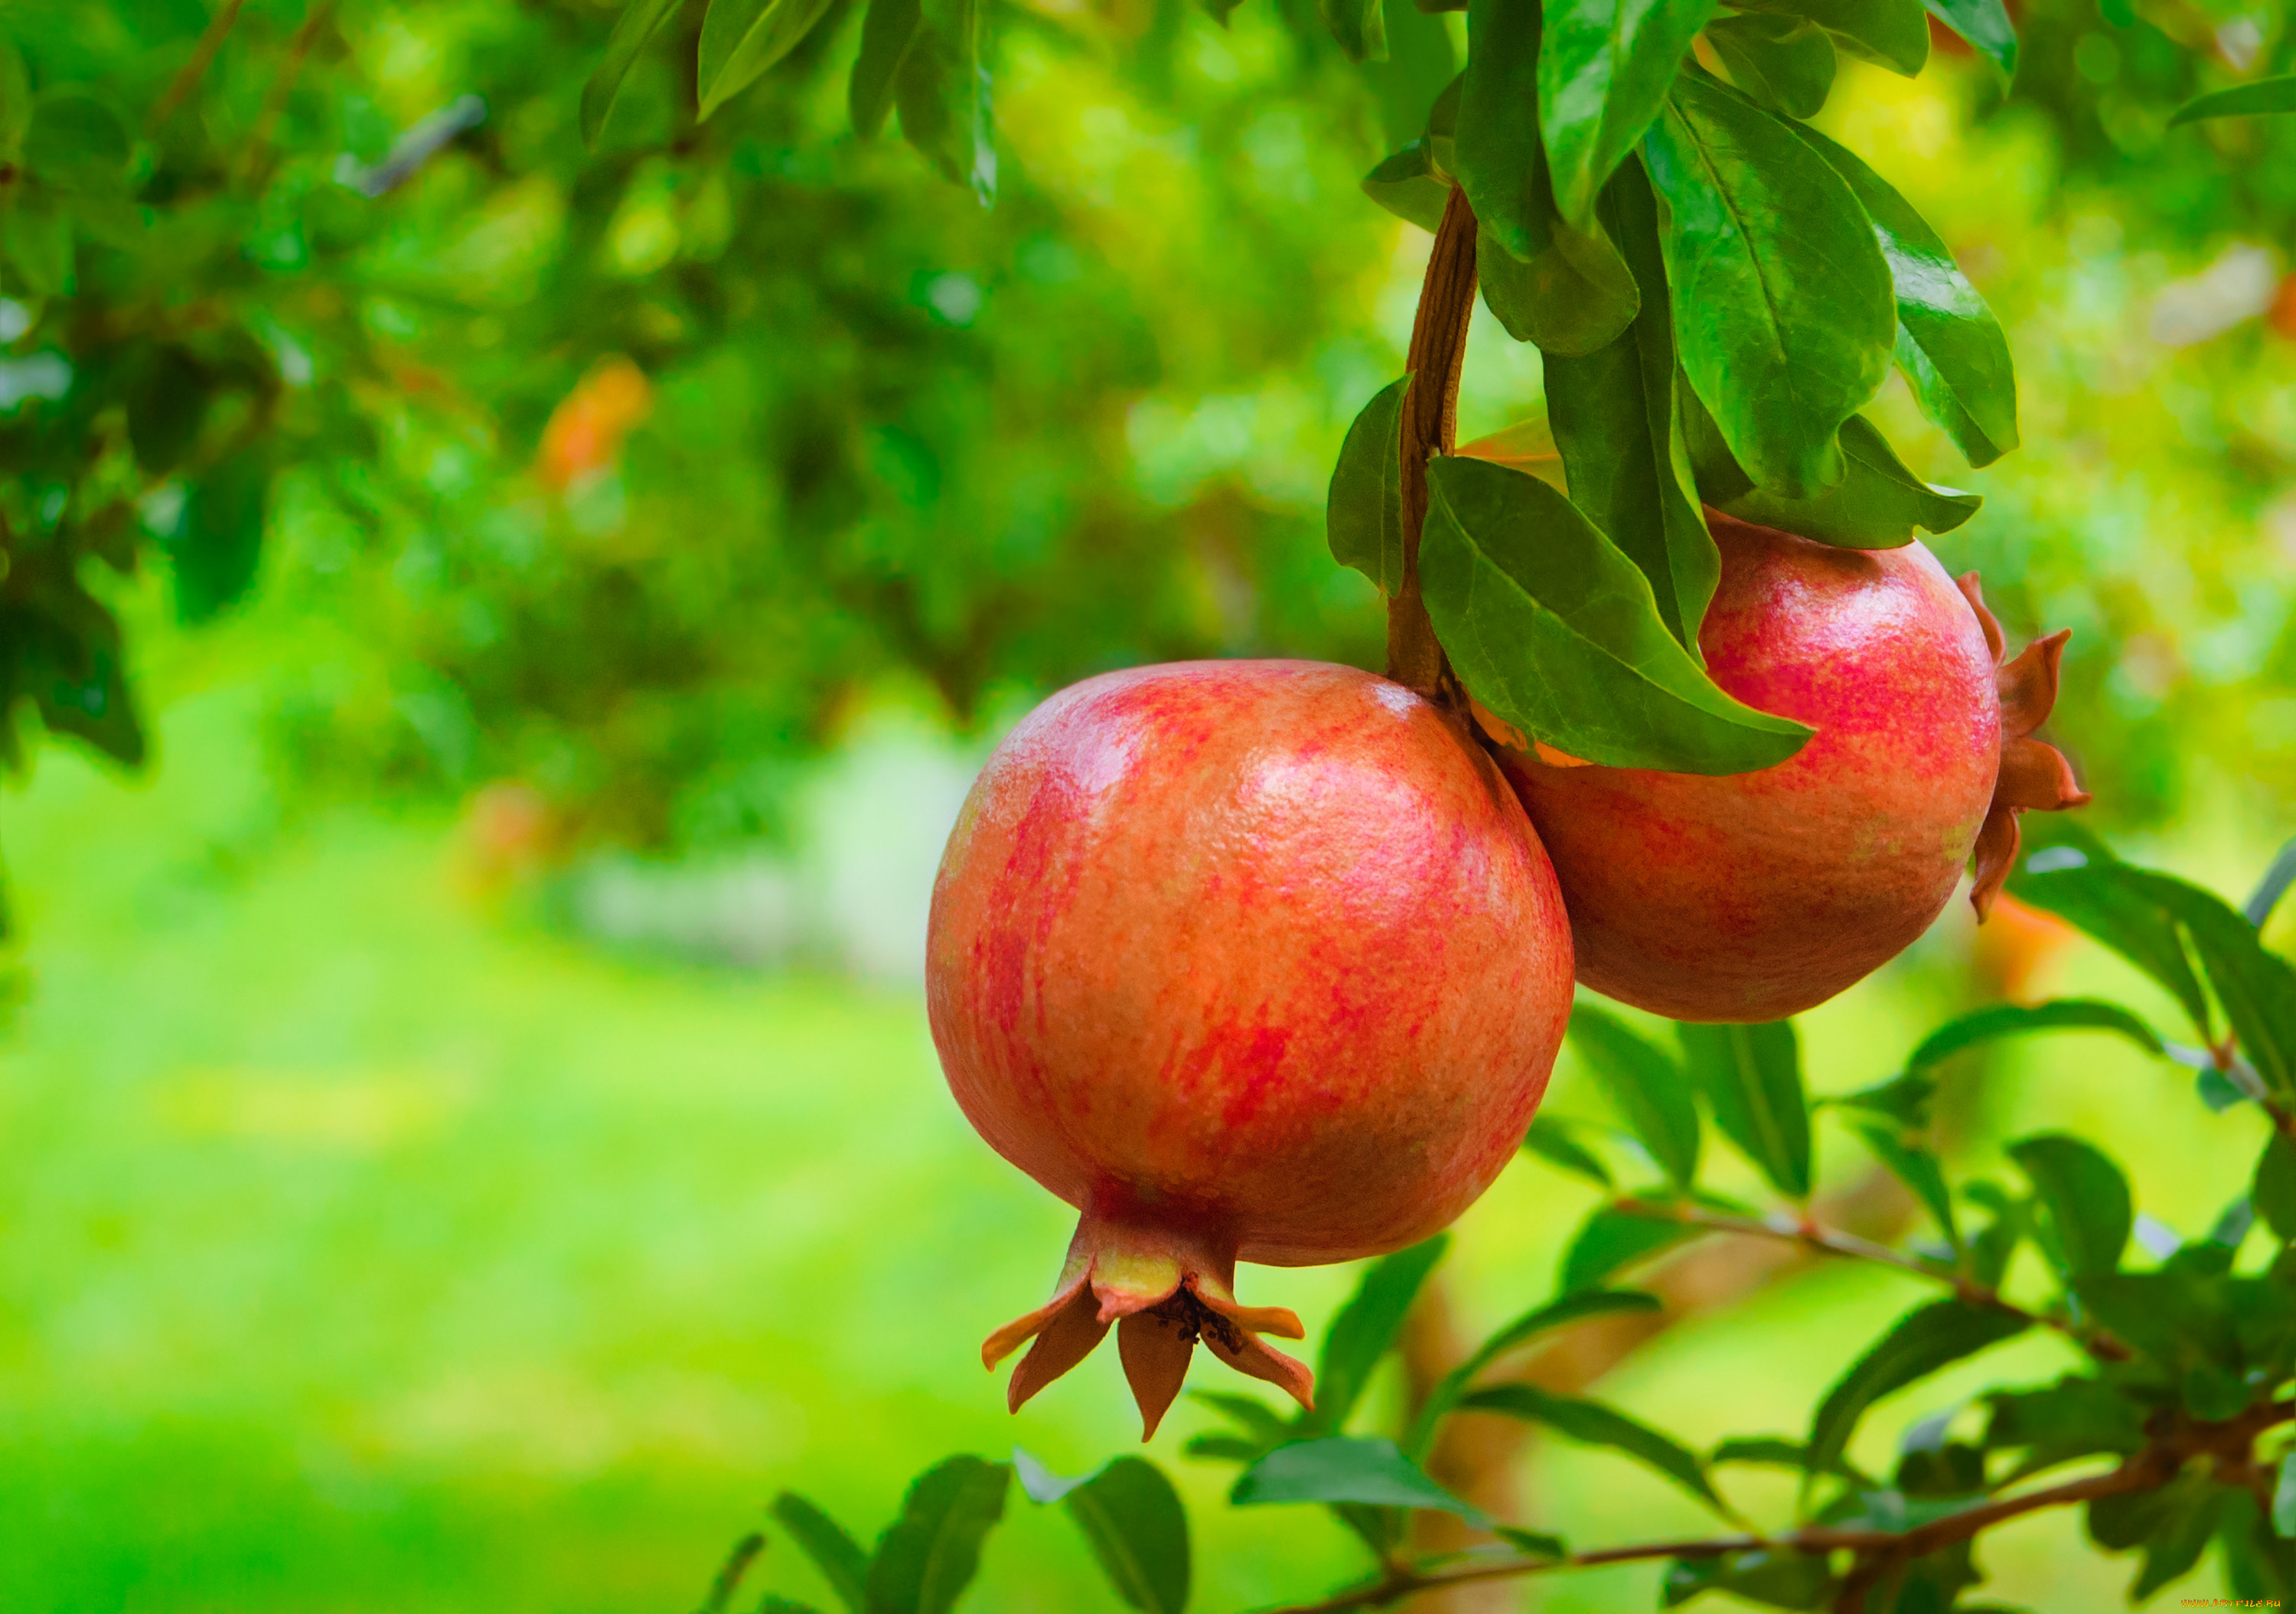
(928, 660, 1573, 1437)
(1487, 512, 2087, 1024)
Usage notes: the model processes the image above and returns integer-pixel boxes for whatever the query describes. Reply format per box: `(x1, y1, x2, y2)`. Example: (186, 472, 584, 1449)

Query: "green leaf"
(23, 93, 129, 196)
(581, 0, 685, 148)
(1852, 1122, 1958, 1250)
(1908, 1000, 2165, 1073)
(851, 0, 928, 139)
(1452, 0, 1543, 261)
(1806, 1301, 2028, 1481)
(1192, 1391, 1293, 1446)
(698, 0, 844, 119)
(892, 0, 996, 204)
(1232, 1436, 1489, 1524)
(1419, 455, 1811, 773)
(1711, 1435, 1874, 1484)
(1733, 0, 1928, 75)
(123, 345, 210, 478)
(1306, 1235, 1450, 1437)
(2124, 869, 2296, 1100)
(1704, 14, 1835, 119)
(1789, 122, 2019, 468)
(865, 1456, 1011, 1614)
(2248, 838, 2296, 929)
(2120, 1470, 2227, 1601)
(1544, 158, 1718, 651)
(1521, 1114, 1616, 1188)
(1821, 1072, 1936, 1128)
(1691, 411, 1978, 548)
(1641, 71, 1895, 501)
(1661, 1548, 1834, 1608)
(1319, 0, 1389, 62)
(174, 454, 272, 624)
(1361, 143, 1451, 233)
(0, 39, 28, 153)
(1365, 0, 1460, 146)
(2170, 75, 2296, 127)
(1461, 1383, 1724, 1508)
(1326, 375, 1411, 596)
(1406, 1288, 1662, 1456)
(1920, 0, 2014, 77)
(1016, 1453, 1189, 1614)
(2007, 836, 2216, 1042)
(2254, 1136, 2296, 1244)
(1476, 216, 1641, 357)
(5, 194, 72, 298)
(2007, 1133, 2131, 1279)
(771, 1493, 870, 1614)
(1538, 0, 1715, 224)
(1562, 1204, 1704, 1290)
(699, 1530, 768, 1614)
(1983, 1378, 2146, 1481)
(1567, 1002, 1701, 1187)
(1678, 1021, 1810, 1200)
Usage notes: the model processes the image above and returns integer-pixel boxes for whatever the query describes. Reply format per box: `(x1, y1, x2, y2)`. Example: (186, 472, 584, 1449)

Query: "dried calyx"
(1959, 572, 2091, 919)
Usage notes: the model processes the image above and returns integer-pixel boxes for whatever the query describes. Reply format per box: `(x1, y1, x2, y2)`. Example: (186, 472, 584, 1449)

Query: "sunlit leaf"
(1678, 1020, 1810, 1200)
(1920, 0, 2015, 76)
(1733, 0, 1928, 75)
(1705, 14, 1835, 119)
(1538, 0, 1715, 224)
(1687, 408, 1978, 546)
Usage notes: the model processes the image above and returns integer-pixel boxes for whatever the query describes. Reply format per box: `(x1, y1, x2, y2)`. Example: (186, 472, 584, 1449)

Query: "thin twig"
(148, 0, 250, 131)
(1609, 1197, 2133, 1362)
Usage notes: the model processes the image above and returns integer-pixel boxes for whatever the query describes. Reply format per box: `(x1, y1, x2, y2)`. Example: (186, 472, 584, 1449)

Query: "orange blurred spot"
(537, 355, 653, 490)
(2268, 274, 2296, 341)
(458, 781, 560, 895)
(1971, 890, 2075, 999)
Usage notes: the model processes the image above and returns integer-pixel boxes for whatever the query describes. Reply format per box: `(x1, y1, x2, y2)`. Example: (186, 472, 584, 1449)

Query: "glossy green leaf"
(1567, 1002, 1701, 1187)
(771, 1493, 870, 1613)
(1319, 0, 1389, 62)
(892, 0, 996, 204)
(1734, 0, 1928, 75)
(2007, 1133, 2131, 1279)
(1906, 999, 2166, 1073)
(1642, 71, 1895, 500)
(2007, 833, 2215, 1041)
(1016, 1453, 1189, 1614)
(1462, 1383, 1724, 1508)
(698, 0, 843, 119)
(2170, 75, 2296, 127)
(1521, 1114, 1616, 1187)
(1705, 14, 1835, 119)
(1806, 1300, 2027, 1480)
(1561, 1204, 1704, 1290)
(1476, 216, 1641, 357)
(1361, 143, 1451, 233)
(1452, 0, 1542, 260)
(1852, 1121, 1958, 1250)
(1694, 410, 1978, 547)
(1544, 158, 1717, 650)
(1364, 0, 1459, 146)
(1407, 1288, 1663, 1456)
(865, 1456, 1010, 1614)
(1538, 0, 1716, 224)
(1232, 1436, 1490, 1524)
(1419, 455, 1811, 773)
(2254, 1136, 2296, 1244)
(1678, 1020, 1810, 1200)
(580, 0, 685, 148)
(174, 454, 271, 624)
(1306, 1235, 1450, 1437)
(852, 0, 928, 139)
(1920, 0, 2015, 77)
(1791, 122, 2018, 468)
(1327, 375, 1411, 595)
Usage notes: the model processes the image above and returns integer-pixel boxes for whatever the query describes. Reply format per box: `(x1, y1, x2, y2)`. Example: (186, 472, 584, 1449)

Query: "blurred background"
(2, 0, 2294, 1608)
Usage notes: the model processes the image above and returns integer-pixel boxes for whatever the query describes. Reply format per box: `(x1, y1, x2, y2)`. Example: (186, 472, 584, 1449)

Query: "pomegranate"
(928, 660, 1573, 1437)
(1488, 513, 2086, 1023)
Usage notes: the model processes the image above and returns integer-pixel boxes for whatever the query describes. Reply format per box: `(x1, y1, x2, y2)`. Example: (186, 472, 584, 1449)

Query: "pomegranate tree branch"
(1388, 187, 1479, 701)
(150, 0, 250, 131)
(1608, 1196, 2133, 1363)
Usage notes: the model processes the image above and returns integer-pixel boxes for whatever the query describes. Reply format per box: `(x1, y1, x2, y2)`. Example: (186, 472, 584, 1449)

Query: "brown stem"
(149, 0, 250, 131)
(1609, 1197, 2134, 1363)
(1388, 187, 1479, 701)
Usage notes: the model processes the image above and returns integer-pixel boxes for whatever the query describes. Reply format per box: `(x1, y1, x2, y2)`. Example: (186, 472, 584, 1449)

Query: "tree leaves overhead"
(1326, 375, 1411, 595)
(1705, 14, 1836, 120)
(1919, 0, 2016, 77)
(1537, 0, 1715, 225)
(1678, 1019, 1811, 1200)
(580, 0, 685, 148)
(1418, 455, 1811, 773)
(1642, 71, 1896, 501)
(865, 1456, 1011, 1614)
(1791, 122, 2019, 468)
(1543, 158, 1718, 652)
(1805, 1301, 2028, 1480)
(698, 0, 845, 120)
(1567, 1001, 1701, 1187)
(2170, 75, 2296, 127)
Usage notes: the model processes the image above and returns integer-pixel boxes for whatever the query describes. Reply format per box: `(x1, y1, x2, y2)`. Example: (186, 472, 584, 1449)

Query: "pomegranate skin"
(929, 659, 1573, 1431)
(1497, 516, 2002, 1023)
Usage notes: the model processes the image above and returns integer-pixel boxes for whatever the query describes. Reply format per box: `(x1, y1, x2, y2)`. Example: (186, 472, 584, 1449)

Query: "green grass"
(0, 656, 2268, 1610)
